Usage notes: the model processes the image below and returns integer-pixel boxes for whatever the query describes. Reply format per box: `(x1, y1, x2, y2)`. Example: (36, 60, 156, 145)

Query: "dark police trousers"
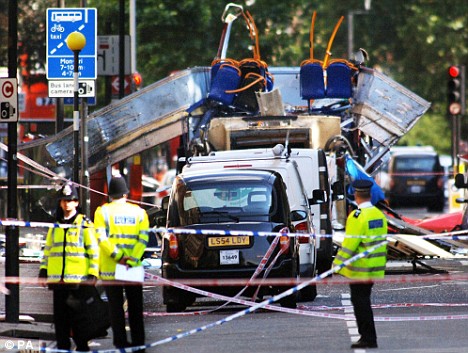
(106, 284, 145, 352)
(53, 285, 92, 351)
(350, 282, 377, 343)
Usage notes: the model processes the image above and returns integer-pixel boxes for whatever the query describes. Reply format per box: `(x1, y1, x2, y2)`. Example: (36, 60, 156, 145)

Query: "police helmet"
(58, 183, 79, 201)
(108, 176, 129, 198)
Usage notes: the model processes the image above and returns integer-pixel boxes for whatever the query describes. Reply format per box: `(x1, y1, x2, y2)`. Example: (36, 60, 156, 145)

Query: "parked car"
(385, 149, 445, 211)
(141, 174, 161, 207)
(160, 169, 299, 312)
(155, 168, 176, 203)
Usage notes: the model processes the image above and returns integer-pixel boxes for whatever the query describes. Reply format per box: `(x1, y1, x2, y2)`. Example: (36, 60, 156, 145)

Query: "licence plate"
(410, 185, 422, 193)
(207, 236, 250, 247)
(220, 250, 239, 265)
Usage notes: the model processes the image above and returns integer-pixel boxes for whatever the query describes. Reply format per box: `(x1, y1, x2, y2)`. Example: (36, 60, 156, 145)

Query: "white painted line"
(342, 292, 360, 348)
(379, 284, 439, 291)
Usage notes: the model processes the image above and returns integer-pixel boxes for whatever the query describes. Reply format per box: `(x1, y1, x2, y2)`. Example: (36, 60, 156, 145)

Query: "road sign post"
(47, 8, 97, 202)
(66, 31, 86, 184)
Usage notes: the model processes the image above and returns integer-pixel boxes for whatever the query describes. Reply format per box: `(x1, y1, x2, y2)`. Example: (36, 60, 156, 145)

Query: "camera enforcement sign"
(48, 80, 95, 98)
(0, 78, 18, 123)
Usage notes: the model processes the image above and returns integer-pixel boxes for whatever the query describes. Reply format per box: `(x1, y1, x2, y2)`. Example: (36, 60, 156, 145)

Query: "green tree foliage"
(398, 113, 451, 153)
(135, 0, 222, 80)
(351, 0, 468, 153)
(1, 0, 467, 153)
(1, 1, 51, 72)
(0, 1, 7, 65)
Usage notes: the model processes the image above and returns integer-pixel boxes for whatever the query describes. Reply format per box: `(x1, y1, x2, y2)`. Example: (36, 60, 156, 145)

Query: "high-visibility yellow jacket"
(94, 199, 149, 280)
(40, 214, 99, 283)
(333, 202, 387, 279)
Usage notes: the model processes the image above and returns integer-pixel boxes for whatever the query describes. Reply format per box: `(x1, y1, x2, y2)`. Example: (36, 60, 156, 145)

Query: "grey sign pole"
(5, 0, 19, 324)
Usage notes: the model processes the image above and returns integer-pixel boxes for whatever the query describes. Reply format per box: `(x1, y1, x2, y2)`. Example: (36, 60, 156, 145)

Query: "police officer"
(94, 175, 149, 353)
(39, 183, 99, 352)
(333, 179, 388, 349)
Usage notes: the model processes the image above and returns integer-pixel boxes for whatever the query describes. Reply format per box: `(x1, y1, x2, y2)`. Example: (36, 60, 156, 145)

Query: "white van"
(182, 144, 340, 288)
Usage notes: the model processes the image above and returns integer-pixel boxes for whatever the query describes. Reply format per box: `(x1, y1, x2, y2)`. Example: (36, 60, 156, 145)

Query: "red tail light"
(294, 221, 308, 232)
(437, 176, 444, 189)
(168, 233, 179, 259)
(294, 221, 310, 244)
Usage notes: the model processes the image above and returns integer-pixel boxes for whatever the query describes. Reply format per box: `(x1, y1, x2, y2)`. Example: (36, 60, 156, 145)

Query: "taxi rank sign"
(46, 8, 97, 80)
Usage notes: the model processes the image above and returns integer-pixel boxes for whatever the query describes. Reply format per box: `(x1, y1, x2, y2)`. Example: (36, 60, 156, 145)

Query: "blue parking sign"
(46, 8, 97, 80)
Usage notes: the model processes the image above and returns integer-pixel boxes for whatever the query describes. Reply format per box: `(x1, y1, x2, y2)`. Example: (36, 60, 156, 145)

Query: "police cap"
(58, 183, 79, 201)
(352, 179, 373, 192)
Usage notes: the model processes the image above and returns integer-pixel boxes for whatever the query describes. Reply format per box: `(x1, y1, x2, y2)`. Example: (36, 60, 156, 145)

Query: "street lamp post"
(66, 31, 86, 183)
(347, 0, 371, 60)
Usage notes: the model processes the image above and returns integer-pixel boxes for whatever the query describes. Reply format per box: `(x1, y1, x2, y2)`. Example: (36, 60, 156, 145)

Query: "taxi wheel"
(299, 284, 317, 302)
(278, 260, 299, 308)
(166, 302, 187, 313)
(316, 258, 333, 275)
(428, 197, 445, 212)
(163, 286, 194, 312)
(279, 290, 298, 308)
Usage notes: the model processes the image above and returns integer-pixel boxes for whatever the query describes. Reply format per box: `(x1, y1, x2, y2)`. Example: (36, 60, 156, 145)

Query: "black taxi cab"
(160, 169, 299, 312)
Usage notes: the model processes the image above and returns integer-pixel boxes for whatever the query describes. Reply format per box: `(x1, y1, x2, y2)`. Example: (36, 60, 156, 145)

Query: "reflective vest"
(40, 214, 99, 283)
(94, 200, 149, 280)
(333, 203, 387, 279)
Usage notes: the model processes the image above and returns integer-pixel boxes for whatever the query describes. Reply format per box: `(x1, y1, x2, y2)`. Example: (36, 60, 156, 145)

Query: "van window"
(394, 156, 438, 172)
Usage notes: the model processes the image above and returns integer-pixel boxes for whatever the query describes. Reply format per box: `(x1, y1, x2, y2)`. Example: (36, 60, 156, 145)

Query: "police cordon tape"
(2, 217, 468, 294)
(1, 141, 157, 210)
(4, 272, 468, 291)
(36, 240, 385, 353)
(1, 219, 468, 241)
(141, 302, 468, 318)
(37, 240, 468, 353)
(5, 269, 468, 353)
(158, 226, 468, 241)
(142, 268, 468, 321)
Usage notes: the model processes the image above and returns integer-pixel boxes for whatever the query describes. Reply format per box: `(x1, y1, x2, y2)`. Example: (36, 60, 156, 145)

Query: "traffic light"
(132, 72, 143, 92)
(447, 65, 465, 116)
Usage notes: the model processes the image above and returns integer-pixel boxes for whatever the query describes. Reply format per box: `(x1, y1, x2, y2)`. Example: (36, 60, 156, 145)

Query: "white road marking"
(379, 284, 439, 291)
